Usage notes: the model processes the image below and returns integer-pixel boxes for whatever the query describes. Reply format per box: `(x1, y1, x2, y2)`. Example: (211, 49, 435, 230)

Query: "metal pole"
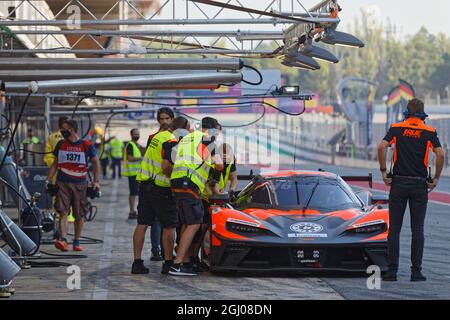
(45, 96, 51, 138)
(0, 49, 274, 55)
(3, 72, 242, 93)
(0, 70, 230, 81)
(0, 18, 295, 26)
(0, 58, 242, 71)
(0, 29, 284, 37)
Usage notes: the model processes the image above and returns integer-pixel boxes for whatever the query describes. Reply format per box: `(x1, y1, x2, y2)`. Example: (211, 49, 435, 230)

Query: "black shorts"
(202, 200, 211, 224)
(128, 175, 139, 196)
(137, 183, 178, 228)
(173, 191, 204, 225)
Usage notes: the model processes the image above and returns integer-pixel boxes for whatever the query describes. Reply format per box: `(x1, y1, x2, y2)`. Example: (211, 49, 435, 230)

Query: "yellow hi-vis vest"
(170, 131, 212, 193)
(218, 162, 233, 192)
(110, 138, 123, 158)
(136, 130, 174, 187)
(123, 140, 142, 177)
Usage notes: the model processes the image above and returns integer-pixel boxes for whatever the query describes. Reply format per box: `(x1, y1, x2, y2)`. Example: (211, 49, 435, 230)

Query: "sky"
(156, 0, 450, 37)
(337, 0, 450, 36)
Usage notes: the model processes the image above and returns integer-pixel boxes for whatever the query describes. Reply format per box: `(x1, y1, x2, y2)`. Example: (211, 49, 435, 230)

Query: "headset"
(403, 107, 428, 121)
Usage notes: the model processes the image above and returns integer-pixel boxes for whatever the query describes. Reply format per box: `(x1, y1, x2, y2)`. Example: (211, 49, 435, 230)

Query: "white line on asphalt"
(92, 178, 119, 300)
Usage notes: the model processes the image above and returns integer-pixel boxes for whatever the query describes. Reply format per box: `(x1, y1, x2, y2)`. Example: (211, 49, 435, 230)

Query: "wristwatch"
(380, 168, 387, 172)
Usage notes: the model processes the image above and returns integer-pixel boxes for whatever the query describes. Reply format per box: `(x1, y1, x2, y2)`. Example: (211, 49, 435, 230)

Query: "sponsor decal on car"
(288, 233, 328, 238)
(290, 222, 324, 233)
(288, 222, 327, 238)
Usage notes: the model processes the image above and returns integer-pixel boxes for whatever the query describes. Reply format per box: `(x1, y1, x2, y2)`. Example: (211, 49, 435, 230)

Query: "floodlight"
(300, 37, 339, 63)
(0, 208, 37, 256)
(321, 30, 365, 48)
(0, 248, 20, 287)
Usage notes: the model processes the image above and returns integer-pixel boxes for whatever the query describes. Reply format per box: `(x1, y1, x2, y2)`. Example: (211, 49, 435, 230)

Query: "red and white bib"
(57, 140, 89, 180)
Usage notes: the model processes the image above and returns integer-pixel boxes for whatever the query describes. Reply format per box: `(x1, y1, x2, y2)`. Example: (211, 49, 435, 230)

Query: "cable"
(241, 64, 263, 86)
(177, 104, 266, 128)
(71, 95, 91, 119)
(0, 92, 32, 169)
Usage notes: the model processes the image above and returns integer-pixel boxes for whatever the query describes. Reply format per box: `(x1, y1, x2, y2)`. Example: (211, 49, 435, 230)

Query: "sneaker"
(161, 260, 173, 275)
(381, 271, 397, 281)
(131, 259, 149, 274)
(128, 211, 138, 220)
(411, 270, 427, 282)
(55, 239, 69, 252)
(73, 240, 83, 252)
(68, 212, 75, 223)
(191, 257, 209, 273)
(168, 263, 198, 276)
(150, 247, 164, 261)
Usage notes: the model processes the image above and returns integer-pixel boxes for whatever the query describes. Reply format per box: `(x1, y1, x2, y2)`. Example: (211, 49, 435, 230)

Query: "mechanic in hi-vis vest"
(110, 136, 123, 179)
(123, 128, 143, 220)
(378, 98, 445, 282)
(46, 119, 100, 252)
(131, 117, 191, 275)
(167, 117, 224, 276)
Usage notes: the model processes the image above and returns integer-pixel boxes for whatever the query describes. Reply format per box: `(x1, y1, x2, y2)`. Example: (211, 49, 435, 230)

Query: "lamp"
(0, 248, 20, 287)
(321, 29, 365, 48)
(300, 37, 339, 63)
(0, 208, 37, 256)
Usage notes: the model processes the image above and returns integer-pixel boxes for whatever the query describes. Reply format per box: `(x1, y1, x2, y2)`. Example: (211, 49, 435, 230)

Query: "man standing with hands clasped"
(377, 98, 445, 282)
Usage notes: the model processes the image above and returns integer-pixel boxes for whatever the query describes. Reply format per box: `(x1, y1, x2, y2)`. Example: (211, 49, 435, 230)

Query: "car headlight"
(226, 218, 267, 234)
(348, 220, 387, 233)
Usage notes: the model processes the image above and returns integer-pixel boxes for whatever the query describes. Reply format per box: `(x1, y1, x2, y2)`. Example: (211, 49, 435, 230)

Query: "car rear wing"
(237, 169, 255, 181)
(340, 173, 373, 188)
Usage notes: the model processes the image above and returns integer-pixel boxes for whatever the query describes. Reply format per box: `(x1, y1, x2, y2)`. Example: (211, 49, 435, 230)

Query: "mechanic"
(22, 128, 40, 166)
(99, 136, 111, 179)
(142, 107, 175, 261)
(44, 116, 68, 167)
(109, 136, 123, 179)
(131, 117, 191, 274)
(191, 142, 238, 272)
(123, 128, 143, 220)
(377, 98, 445, 282)
(46, 119, 100, 252)
(168, 117, 224, 276)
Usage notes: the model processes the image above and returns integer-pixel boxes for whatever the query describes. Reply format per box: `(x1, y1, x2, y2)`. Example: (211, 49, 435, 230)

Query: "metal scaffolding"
(0, 0, 339, 57)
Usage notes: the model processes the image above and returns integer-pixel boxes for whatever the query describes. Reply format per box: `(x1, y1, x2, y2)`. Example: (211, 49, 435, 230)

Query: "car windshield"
(247, 177, 362, 213)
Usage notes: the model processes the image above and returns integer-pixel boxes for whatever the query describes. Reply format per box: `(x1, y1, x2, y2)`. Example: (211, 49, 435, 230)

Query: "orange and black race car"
(202, 170, 389, 273)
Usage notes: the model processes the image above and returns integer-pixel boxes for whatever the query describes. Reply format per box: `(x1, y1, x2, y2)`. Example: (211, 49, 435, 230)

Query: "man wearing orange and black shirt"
(378, 98, 445, 282)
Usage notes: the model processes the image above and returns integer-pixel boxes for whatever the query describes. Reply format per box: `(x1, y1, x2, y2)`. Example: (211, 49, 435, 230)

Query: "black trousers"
(388, 178, 428, 272)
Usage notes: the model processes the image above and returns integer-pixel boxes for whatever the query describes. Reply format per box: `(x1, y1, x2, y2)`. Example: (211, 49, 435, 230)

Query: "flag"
(387, 86, 401, 108)
(398, 79, 415, 101)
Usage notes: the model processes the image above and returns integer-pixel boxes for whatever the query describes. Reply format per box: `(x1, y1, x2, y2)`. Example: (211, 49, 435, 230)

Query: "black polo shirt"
(383, 117, 441, 178)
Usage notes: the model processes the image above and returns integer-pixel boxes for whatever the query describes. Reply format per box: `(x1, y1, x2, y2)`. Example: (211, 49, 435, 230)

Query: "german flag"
(387, 86, 401, 107)
(398, 79, 415, 101)
(387, 79, 415, 108)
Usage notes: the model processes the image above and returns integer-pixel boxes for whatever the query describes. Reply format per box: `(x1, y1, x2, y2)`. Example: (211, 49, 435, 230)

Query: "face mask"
(61, 130, 71, 139)
(132, 136, 139, 141)
(208, 128, 218, 136)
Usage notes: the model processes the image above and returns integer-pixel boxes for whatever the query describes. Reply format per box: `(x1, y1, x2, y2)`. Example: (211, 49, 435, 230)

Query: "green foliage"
(245, 10, 450, 103)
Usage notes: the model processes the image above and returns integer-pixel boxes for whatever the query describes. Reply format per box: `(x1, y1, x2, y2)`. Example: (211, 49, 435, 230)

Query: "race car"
(202, 170, 389, 273)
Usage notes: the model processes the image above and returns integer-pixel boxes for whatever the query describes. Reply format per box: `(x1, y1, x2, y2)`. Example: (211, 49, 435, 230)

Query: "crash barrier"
(263, 113, 450, 167)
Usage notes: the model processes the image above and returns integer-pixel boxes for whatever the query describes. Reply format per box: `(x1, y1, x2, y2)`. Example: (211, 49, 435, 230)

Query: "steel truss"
(0, 0, 337, 56)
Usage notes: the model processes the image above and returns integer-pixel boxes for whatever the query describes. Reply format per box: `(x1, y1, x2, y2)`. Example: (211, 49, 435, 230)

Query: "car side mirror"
(208, 194, 230, 205)
(371, 194, 389, 205)
(355, 190, 371, 206)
